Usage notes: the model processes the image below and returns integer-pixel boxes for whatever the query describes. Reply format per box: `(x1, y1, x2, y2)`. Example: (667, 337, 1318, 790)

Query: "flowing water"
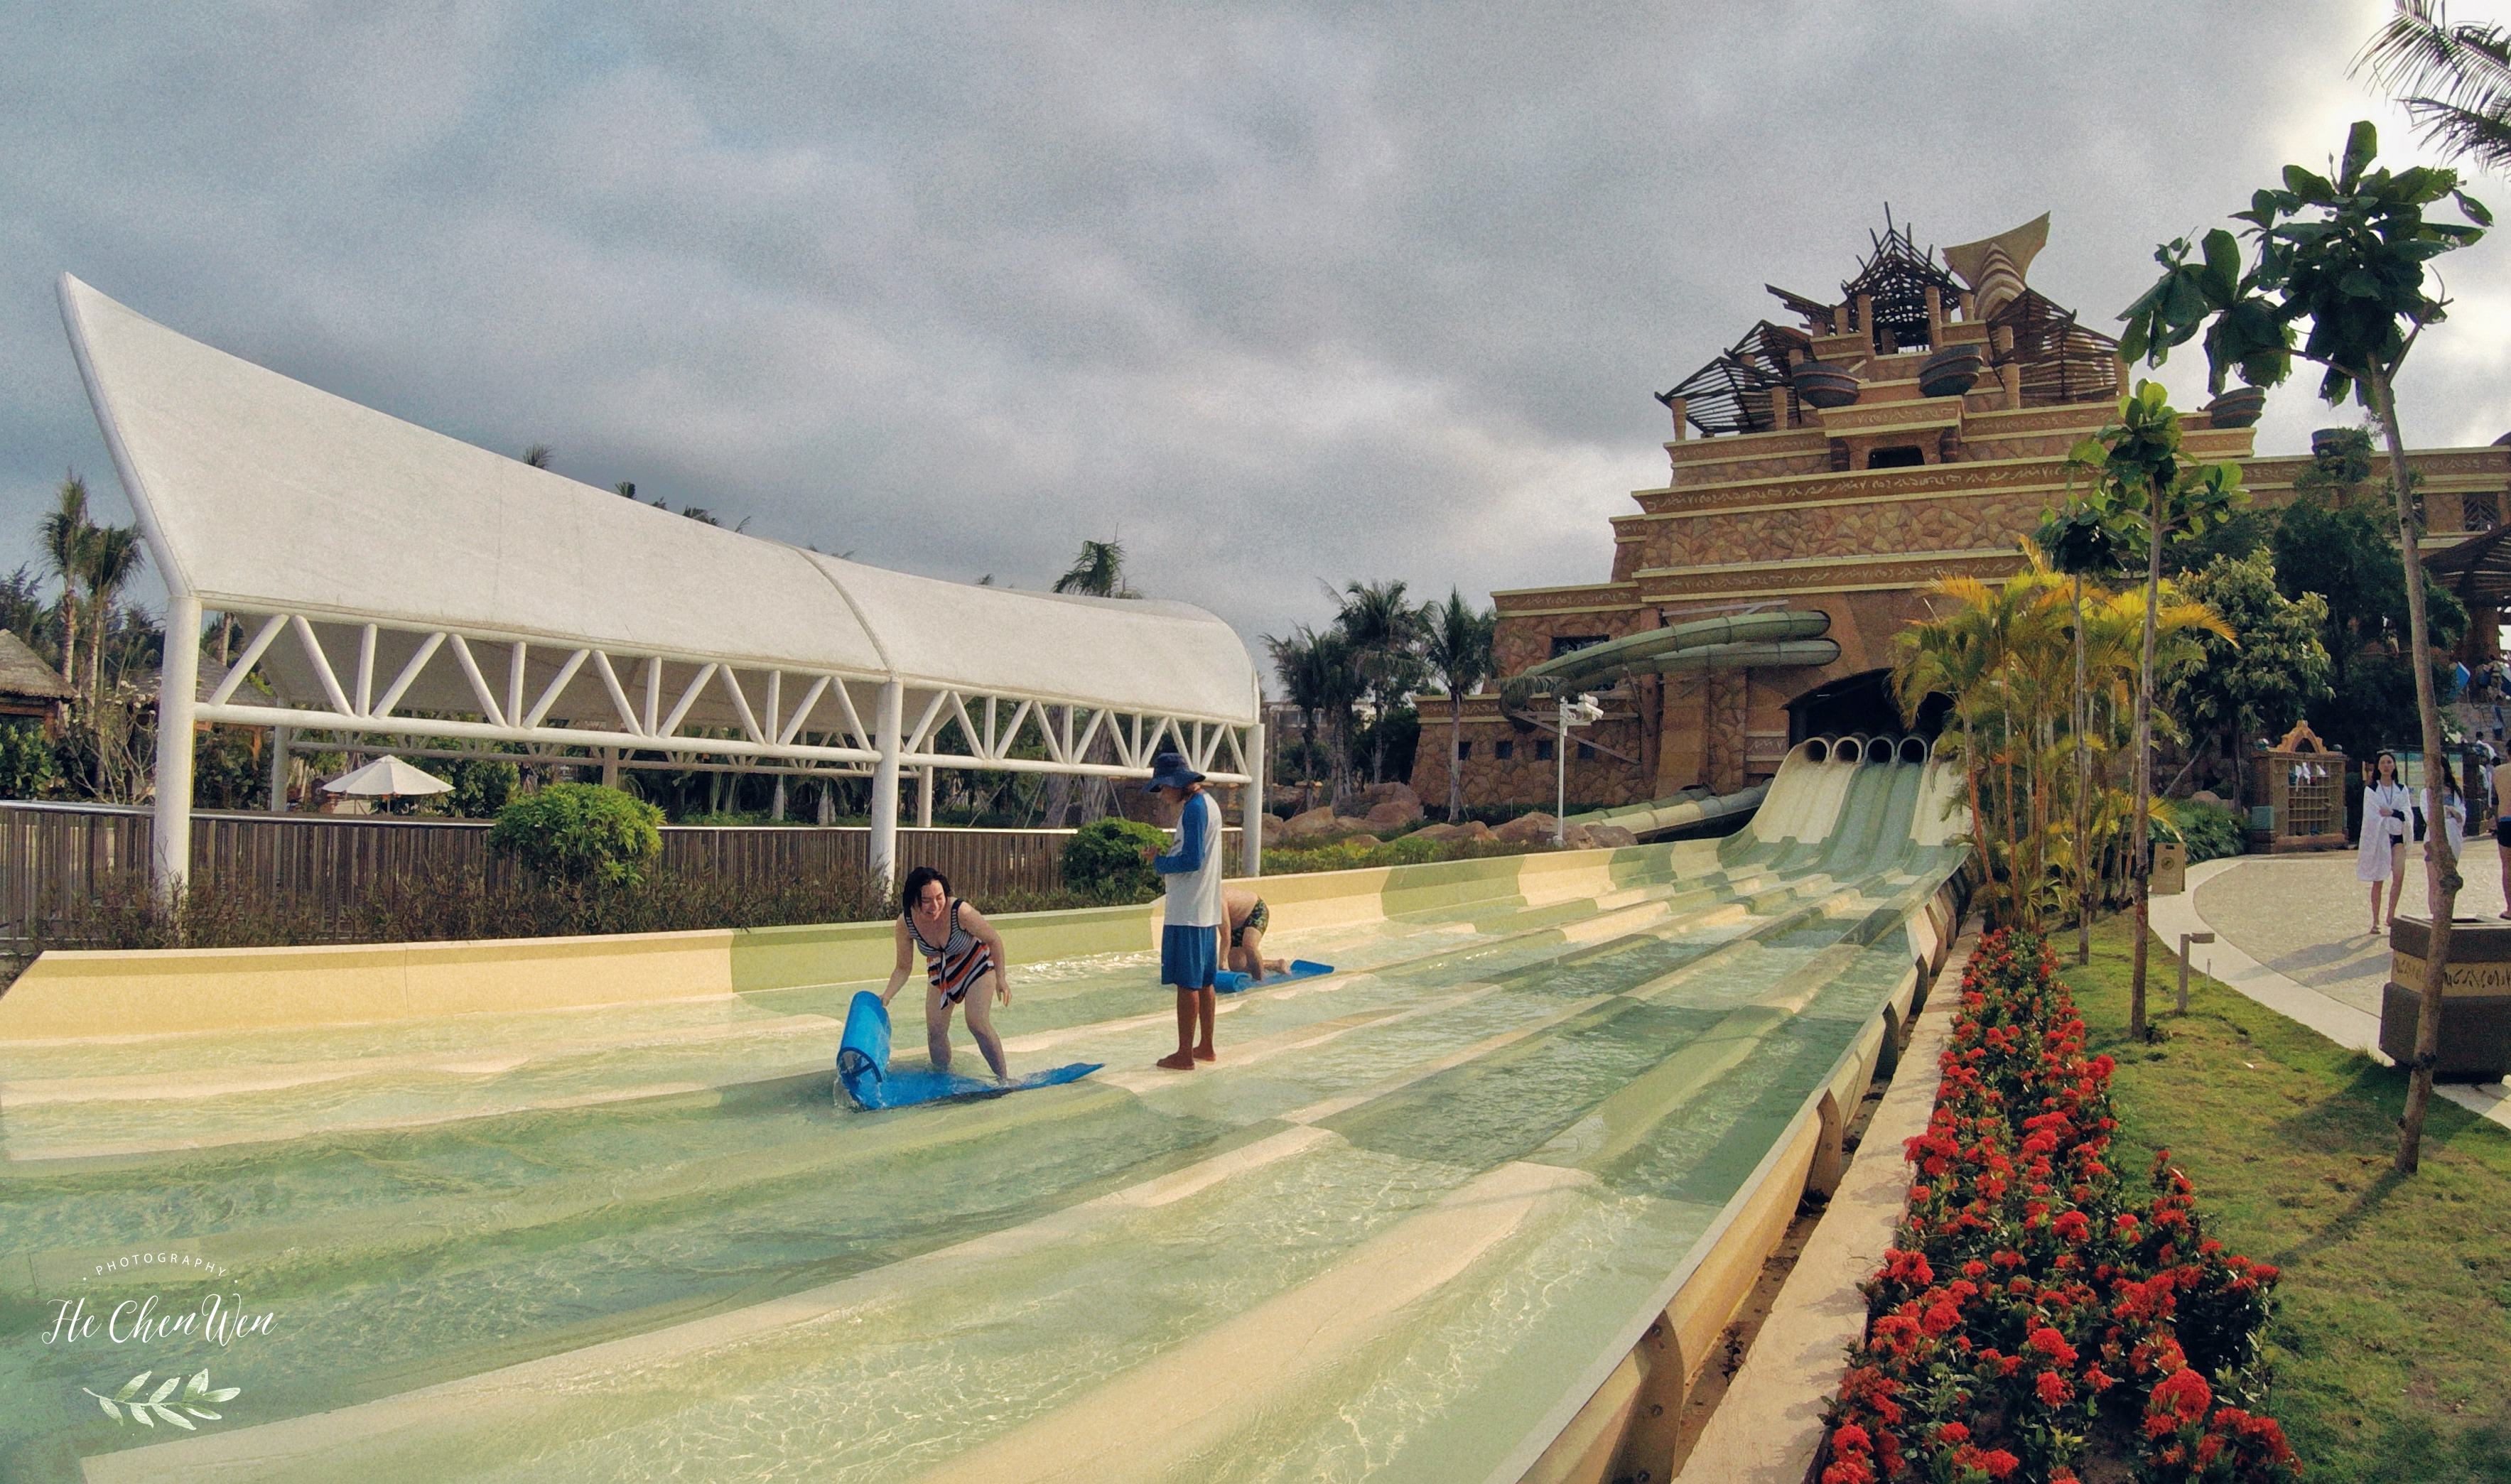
(1, 747, 1962, 1484)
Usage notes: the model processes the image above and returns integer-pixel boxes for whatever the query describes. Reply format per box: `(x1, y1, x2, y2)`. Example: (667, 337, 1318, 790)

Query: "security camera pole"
(1555, 693, 1603, 845)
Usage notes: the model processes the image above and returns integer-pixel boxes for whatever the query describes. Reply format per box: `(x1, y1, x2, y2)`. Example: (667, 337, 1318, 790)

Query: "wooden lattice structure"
(1989, 289, 2122, 408)
(1656, 320, 1810, 437)
(2250, 721, 2347, 852)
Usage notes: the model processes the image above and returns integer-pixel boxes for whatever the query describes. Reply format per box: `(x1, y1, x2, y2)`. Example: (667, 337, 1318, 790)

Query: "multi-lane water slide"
(0, 736, 1965, 1484)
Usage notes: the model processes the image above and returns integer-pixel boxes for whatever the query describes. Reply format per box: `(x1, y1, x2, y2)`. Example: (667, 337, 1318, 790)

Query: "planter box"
(2381, 916, 2511, 1083)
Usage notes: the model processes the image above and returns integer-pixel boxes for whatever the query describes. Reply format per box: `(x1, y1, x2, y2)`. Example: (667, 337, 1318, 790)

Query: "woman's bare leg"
(924, 984, 954, 1071)
(961, 973, 1009, 1078)
(2387, 847, 2406, 926)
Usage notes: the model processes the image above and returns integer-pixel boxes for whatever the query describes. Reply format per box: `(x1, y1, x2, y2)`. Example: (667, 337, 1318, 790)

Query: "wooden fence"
(0, 802, 1237, 949)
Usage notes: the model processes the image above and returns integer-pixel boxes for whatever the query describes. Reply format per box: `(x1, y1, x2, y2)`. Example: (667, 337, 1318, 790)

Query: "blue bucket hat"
(1145, 752, 1204, 791)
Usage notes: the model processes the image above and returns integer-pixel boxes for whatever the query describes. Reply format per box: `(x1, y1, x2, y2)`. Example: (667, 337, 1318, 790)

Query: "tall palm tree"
(78, 525, 146, 704)
(40, 473, 92, 692)
(2359, 2, 2511, 173)
(1053, 539, 1140, 598)
(1420, 588, 1496, 821)
(1892, 573, 2061, 927)
(522, 445, 555, 469)
(1333, 578, 1427, 784)
(1265, 624, 1330, 796)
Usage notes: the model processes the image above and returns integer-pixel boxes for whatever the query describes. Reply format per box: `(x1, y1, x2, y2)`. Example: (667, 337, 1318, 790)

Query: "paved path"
(2151, 845, 2511, 1132)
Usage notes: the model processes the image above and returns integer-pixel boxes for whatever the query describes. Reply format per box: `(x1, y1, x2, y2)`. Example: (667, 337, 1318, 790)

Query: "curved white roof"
(58, 276, 1258, 726)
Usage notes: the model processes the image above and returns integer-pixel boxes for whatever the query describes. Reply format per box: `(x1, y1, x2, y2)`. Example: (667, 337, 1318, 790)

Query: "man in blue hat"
(1140, 750, 1224, 1069)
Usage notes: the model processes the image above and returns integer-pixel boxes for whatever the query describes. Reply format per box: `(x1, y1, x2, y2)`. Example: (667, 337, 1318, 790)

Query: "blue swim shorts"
(1160, 922, 1218, 990)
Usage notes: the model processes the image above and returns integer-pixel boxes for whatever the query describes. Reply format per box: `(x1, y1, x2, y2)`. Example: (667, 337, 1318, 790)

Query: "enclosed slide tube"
(1513, 608, 1833, 693)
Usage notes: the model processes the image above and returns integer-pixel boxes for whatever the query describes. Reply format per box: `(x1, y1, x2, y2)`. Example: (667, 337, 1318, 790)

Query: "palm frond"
(2358, 1, 2511, 170)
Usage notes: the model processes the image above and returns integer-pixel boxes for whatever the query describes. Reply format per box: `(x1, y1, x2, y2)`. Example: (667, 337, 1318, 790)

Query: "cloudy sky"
(5, 1, 2507, 676)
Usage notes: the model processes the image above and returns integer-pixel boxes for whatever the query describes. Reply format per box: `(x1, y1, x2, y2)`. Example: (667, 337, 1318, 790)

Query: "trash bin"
(2151, 840, 2186, 897)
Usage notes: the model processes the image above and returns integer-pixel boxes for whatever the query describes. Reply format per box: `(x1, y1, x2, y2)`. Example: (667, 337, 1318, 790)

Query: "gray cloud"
(1, 0, 2495, 675)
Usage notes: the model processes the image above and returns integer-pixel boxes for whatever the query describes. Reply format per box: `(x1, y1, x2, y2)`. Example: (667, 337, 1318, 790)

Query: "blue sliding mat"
(1214, 958, 1335, 995)
(835, 990, 1101, 1110)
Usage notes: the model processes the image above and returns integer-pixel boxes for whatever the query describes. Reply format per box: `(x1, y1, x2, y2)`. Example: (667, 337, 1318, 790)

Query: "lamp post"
(2176, 931, 2215, 1015)
(1556, 693, 1603, 845)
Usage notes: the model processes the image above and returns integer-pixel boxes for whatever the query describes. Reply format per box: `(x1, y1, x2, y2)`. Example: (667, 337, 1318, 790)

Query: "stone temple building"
(1409, 214, 2511, 813)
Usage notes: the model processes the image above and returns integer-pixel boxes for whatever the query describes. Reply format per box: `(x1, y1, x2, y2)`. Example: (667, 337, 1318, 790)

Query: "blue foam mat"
(1214, 958, 1334, 995)
(836, 990, 1101, 1110)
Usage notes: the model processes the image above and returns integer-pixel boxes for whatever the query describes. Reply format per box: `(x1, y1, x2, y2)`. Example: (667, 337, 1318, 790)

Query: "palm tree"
(1266, 624, 1359, 806)
(1891, 573, 2061, 928)
(2034, 507, 2129, 963)
(40, 473, 92, 693)
(1420, 588, 1496, 821)
(78, 525, 146, 705)
(1266, 624, 1328, 796)
(522, 445, 555, 469)
(1054, 539, 1140, 598)
(2359, 2, 2511, 173)
(1333, 578, 1427, 784)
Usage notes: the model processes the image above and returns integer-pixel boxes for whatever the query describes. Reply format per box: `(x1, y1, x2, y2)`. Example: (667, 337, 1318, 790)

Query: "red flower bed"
(1820, 930, 2299, 1483)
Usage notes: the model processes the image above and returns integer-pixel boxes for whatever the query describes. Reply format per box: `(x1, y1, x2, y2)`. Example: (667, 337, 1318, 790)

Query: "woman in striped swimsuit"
(884, 866, 1012, 1078)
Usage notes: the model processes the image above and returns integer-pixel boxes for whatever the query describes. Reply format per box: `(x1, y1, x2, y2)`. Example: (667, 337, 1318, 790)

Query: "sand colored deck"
(3, 739, 1965, 1483)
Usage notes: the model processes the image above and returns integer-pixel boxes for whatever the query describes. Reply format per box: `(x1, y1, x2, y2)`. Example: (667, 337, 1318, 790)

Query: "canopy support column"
(154, 593, 201, 899)
(870, 679, 903, 893)
(1243, 721, 1264, 877)
(268, 725, 290, 813)
(917, 767, 934, 828)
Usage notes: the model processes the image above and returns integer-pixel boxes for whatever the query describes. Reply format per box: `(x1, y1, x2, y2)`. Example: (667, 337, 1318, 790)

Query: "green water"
(1, 754, 1962, 1483)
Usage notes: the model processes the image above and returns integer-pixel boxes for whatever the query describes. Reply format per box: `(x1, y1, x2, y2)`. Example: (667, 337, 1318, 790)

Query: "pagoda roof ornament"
(1945, 212, 2051, 320)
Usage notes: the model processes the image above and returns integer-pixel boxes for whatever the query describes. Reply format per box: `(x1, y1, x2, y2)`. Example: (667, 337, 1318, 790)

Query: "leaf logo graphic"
(82, 1369, 240, 1429)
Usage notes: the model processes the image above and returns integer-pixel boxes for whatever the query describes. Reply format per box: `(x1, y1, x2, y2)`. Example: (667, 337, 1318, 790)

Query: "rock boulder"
(1492, 811, 1557, 845)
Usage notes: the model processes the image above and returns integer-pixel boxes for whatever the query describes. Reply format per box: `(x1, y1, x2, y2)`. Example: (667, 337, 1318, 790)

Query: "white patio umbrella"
(321, 754, 453, 800)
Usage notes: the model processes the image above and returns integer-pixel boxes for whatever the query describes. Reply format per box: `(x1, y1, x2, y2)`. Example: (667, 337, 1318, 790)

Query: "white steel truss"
(198, 608, 1257, 784)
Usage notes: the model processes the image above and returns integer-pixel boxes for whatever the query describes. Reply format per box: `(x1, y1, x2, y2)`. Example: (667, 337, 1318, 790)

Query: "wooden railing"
(0, 802, 1237, 948)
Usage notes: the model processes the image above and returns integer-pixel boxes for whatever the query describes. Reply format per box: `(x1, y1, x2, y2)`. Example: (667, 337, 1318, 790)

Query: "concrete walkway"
(2150, 846, 2511, 1133)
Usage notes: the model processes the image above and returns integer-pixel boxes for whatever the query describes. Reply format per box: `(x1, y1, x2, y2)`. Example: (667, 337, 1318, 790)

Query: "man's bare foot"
(1193, 1044, 1216, 1062)
(1156, 1051, 1197, 1071)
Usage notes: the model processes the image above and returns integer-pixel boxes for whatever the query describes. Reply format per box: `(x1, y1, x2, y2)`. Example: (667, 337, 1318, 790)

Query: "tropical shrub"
(1061, 816, 1170, 901)
(0, 722, 59, 798)
(487, 783, 664, 887)
(1820, 931, 2294, 1484)
(2156, 801, 2247, 864)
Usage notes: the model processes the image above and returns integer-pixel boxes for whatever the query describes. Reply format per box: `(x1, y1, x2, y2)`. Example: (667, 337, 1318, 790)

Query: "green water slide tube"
(1512, 608, 1834, 695)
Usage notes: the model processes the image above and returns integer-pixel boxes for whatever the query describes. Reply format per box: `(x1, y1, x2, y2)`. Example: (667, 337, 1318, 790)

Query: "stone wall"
(1636, 487, 2057, 570)
(1408, 700, 1651, 812)
(1488, 602, 1649, 681)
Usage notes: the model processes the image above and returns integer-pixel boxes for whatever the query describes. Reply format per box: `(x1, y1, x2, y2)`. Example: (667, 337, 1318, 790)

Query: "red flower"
(2149, 1366, 2214, 1429)
(2025, 1327, 2078, 1367)
(2035, 1368, 2073, 1406)
(1831, 1422, 1872, 1455)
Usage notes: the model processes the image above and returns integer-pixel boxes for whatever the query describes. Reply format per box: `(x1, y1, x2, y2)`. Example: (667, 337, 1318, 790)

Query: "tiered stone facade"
(1415, 217, 2511, 811)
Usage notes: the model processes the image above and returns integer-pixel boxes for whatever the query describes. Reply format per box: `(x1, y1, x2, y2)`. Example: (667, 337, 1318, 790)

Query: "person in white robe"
(2358, 749, 2412, 933)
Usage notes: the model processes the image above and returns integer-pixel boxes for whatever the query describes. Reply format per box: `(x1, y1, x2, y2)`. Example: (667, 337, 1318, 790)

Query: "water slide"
(1507, 610, 1839, 840)
(0, 740, 1967, 1484)
(1509, 609, 1838, 698)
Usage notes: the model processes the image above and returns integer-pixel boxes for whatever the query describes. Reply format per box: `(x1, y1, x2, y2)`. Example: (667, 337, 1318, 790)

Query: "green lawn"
(2060, 921, 2511, 1484)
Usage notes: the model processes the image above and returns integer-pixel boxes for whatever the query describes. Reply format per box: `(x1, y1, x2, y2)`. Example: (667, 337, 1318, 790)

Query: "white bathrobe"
(2426, 786, 2466, 857)
(2357, 780, 2412, 883)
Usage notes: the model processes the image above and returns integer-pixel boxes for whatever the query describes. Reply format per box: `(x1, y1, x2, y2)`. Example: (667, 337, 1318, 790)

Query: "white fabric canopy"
(58, 276, 1258, 726)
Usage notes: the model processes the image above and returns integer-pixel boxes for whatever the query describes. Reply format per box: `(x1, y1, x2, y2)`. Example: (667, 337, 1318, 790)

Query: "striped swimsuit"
(907, 900, 995, 1006)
